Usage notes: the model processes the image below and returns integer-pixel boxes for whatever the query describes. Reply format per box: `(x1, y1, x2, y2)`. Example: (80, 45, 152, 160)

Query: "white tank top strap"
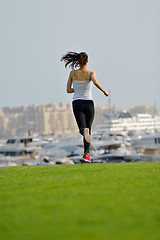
(72, 67, 75, 81)
(88, 71, 91, 81)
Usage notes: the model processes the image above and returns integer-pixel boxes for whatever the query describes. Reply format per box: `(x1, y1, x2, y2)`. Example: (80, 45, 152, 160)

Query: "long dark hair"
(61, 51, 88, 68)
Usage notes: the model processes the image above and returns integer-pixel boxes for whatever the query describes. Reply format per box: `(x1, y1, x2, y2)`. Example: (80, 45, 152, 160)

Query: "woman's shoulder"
(88, 70, 96, 76)
(88, 69, 95, 73)
(70, 69, 95, 73)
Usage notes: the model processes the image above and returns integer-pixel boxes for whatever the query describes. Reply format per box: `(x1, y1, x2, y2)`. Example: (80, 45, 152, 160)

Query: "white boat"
(93, 112, 160, 139)
(91, 112, 160, 163)
(0, 136, 41, 159)
(131, 132, 160, 148)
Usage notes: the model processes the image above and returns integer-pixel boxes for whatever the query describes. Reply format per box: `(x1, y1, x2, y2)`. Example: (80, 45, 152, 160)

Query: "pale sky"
(0, 0, 160, 112)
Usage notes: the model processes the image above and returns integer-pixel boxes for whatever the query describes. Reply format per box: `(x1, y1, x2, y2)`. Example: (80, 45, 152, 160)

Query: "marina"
(0, 112, 160, 167)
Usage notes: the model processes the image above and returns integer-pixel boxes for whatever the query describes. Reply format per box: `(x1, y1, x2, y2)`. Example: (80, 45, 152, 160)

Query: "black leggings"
(72, 100, 95, 154)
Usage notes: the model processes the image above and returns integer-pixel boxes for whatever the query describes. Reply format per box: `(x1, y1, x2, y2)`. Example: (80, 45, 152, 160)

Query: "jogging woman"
(61, 52, 109, 163)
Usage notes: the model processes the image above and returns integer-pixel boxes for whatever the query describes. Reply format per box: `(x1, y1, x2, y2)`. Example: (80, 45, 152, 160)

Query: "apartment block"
(0, 103, 110, 137)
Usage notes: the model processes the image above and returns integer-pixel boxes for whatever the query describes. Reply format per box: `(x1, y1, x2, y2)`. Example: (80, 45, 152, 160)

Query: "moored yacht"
(0, 136, 40, 159)
(93, 112, 160, 139)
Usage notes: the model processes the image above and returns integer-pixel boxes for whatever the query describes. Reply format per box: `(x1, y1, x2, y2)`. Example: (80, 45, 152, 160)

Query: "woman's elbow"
(67, 88, 72, 93)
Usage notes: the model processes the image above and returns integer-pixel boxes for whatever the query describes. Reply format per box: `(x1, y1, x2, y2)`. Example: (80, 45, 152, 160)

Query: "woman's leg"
(85, 100, 95, 134)
(72, 100, 86, 136)
(84, 101, 95, 154)
(72, 100, 95, 155)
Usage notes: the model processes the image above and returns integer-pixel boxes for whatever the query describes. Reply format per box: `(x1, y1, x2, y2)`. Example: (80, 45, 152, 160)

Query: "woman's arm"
(67, 71, 74, 93)
(91, 71, 109, 96)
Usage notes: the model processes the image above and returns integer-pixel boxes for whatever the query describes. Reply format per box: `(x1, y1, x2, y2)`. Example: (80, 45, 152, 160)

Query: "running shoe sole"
(80, 159, 91, 163)
(84, 128, 92, 143)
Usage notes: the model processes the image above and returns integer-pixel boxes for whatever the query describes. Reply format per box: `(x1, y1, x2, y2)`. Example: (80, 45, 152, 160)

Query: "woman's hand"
(103, 90, 109, 97)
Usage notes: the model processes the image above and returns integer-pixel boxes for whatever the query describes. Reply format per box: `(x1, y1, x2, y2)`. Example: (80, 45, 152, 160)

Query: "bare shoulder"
(89, 70, 97, 83)
(89, 70, 96, 77)
(68, 70, 73, 80)
(89, 70, 95, 74)
(70, 70, 74, 75)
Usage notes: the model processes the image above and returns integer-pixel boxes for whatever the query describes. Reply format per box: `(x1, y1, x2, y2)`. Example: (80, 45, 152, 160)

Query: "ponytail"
(61, 51, 88, 68)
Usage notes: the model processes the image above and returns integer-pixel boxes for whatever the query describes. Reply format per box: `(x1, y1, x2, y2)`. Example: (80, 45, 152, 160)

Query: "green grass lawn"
(0, 162, 160, 240)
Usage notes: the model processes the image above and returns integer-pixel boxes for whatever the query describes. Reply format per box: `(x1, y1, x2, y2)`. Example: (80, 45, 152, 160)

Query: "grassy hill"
(0, 162, 160, 240)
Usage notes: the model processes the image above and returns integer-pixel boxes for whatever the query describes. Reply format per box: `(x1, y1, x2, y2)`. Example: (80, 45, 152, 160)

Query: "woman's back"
(73, 69, 91, 81)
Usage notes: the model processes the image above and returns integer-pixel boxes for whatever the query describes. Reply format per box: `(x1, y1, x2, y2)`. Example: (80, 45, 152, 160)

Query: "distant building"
(0, 103, 158, 138)
(128, 105, 158, 115)
(0, 109, 9, 136)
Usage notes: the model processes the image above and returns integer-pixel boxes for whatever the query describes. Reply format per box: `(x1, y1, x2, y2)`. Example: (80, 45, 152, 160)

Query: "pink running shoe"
(81, 154, 92, 163)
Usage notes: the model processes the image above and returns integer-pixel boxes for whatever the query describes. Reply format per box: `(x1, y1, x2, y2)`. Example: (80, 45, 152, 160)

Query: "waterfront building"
(0, 104, 159, 138)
